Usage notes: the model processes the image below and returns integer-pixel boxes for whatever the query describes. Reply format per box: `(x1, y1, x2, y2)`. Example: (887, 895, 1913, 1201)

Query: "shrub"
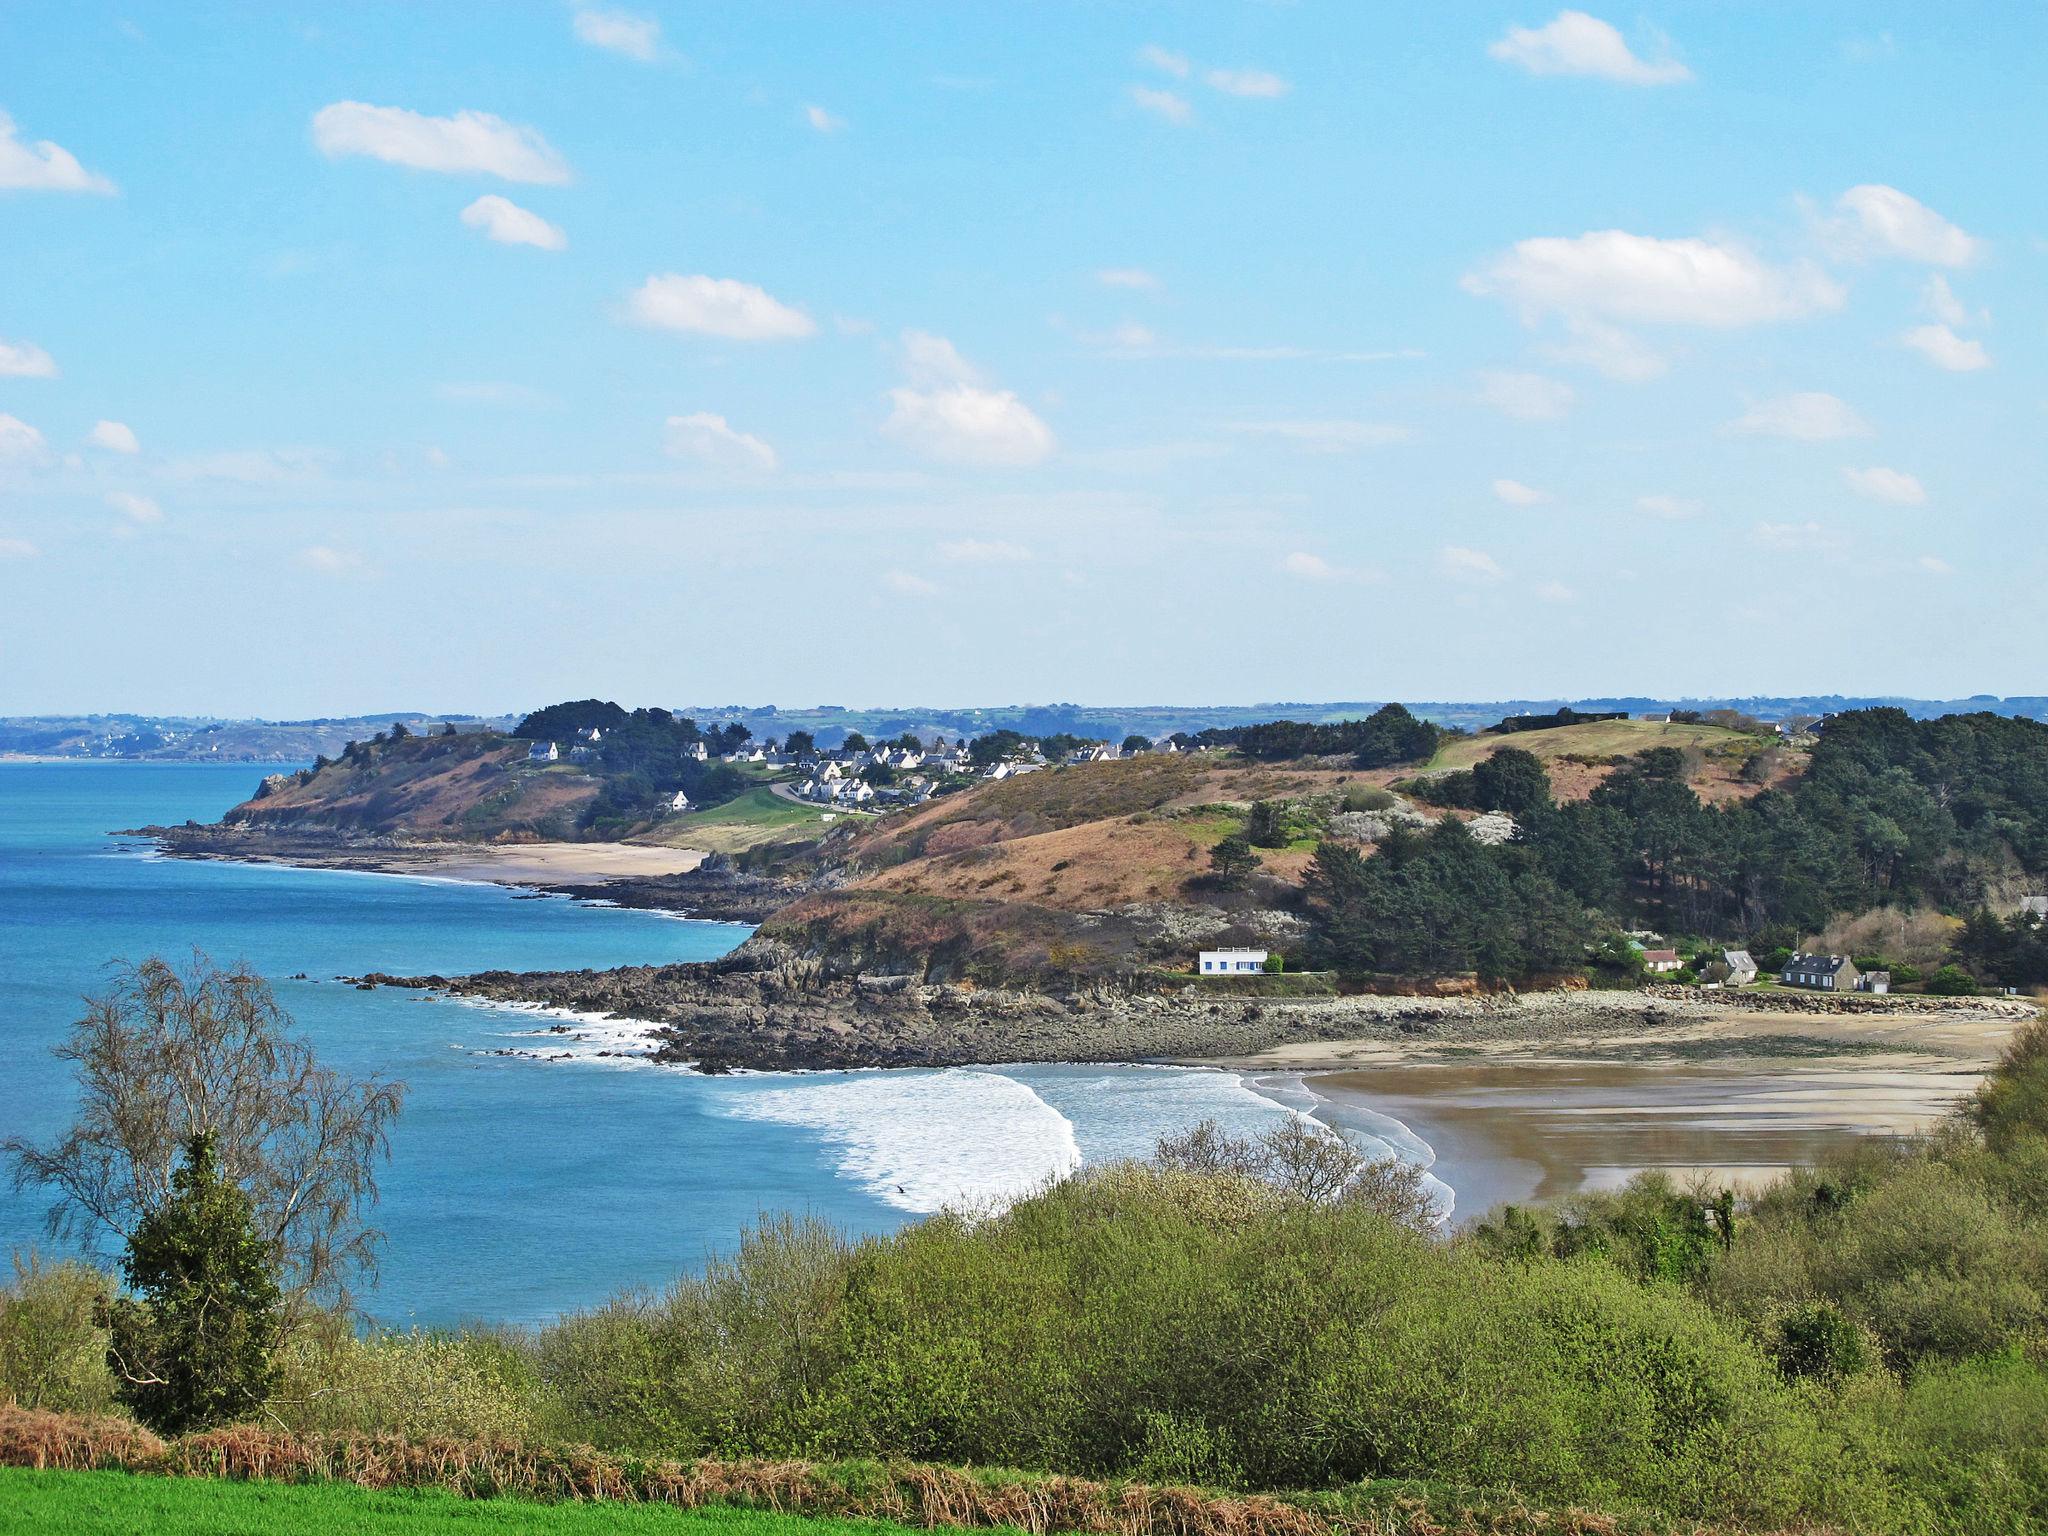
(0, 1258, 115, 1415)
(1927, 963, 1979, 996)
(271, 1318, 539, 1442)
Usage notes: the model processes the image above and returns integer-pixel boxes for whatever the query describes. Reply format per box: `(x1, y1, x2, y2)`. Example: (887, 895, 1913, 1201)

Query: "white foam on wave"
(721, 1070, 1084, 1214)
(996, 1062, 1300, 1166)
(452, 997, 674, 1071)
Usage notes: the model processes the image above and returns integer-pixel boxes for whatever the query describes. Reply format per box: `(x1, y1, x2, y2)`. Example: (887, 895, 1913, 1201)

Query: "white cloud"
(1534, 579, 1578, 603)
(312, 102, 571, 184)
(572, 7, 662, 62)
(1901, 323, 1990, 372)
(1637, 493, 1704, 520)
(1439, 545, 1506, 584)
(663, 412, 777, 471)
(1842, 465, 1926, 505)
(1466, 231, 1842, 328)
(1205, 68, 1290, 98)
(296, 545, 367, 576)
(1492, 478, 1553, 506)
(1229, 420, 1412, 452)
(1488, 11, 1691, 85)
(1724, 391, 1871, 441)
(939, 539, 1031, 563)
(1917, 554, 1954, 576)
(88, 420, 140, 454)
(804, 104, 847, 134)
(0, 537, 34, 559)
(0, 338, 56, 378)
(884, 385, 1054, 466)
(1137, 44, 1191, 78)
(0, 413, 48, 460)
(885, 332, 1050, 465)
(105, 490, 162, 524)
(1130, 86, 1193, 124)
(1096, 267, 1160, 291)
(882, 569, 939, 597)
(1753, 520, 1845, 553)
(1831, 184, 1981, 266)
(626, 274, 816, 341)
(0, 110, 115, 193)
(1475, 370, 1576, 421)
(459, 194, 566, 250)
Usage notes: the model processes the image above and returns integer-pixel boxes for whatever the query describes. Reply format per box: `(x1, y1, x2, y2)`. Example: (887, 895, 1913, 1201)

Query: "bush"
(1928, 964, 1980, 996)
(271, 1318, 539, 1441)
(0, 1258, 115, 1415)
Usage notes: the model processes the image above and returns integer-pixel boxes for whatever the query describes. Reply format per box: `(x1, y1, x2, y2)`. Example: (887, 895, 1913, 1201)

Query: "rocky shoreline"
(352, 940, 2040, 1074)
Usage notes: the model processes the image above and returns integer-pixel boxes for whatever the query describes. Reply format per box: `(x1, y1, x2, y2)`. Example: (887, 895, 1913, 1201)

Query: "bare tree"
(5, 954, 404, 1317)
(1155, 1116, 1443, 1230)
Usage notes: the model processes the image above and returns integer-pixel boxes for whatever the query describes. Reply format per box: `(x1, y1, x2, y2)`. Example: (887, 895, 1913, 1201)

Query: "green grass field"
(1423, 718, 1755, 772)
(649, 786, 868, 854)
(0, 1469, 940, 1536)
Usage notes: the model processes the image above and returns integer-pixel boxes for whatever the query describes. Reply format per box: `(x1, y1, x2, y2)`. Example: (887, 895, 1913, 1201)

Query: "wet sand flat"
(1304, 1055, 1988, 1222)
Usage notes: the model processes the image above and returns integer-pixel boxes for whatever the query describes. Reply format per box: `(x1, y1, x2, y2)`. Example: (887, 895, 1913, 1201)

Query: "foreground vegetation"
(9, 1014, 2048, 1533)
(0, 1467, 928, 1536)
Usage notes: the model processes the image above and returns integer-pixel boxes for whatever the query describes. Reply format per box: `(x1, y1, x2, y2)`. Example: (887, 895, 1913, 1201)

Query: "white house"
(1199, 948, 1269, 976)
(2021, 895, 2048, 921)
(668, 789, 693, 812)
(684, 741, 708, 761)
(527, 741, 558, 763)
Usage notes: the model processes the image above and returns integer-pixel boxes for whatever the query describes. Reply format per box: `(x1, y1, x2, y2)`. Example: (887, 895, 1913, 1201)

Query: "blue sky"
(1, 3, 2042, 717)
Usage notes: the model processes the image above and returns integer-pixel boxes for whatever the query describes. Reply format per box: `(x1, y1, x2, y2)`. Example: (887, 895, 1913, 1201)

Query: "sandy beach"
(139, 831, 710, 889)
(1203, 995, 2031, 1222)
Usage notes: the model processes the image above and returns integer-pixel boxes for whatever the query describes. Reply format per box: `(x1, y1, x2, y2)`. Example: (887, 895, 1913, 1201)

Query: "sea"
(0, 761, 1445, 1326)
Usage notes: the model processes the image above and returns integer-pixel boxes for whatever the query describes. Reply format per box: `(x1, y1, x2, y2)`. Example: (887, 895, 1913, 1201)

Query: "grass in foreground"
(0, 1468, 943, 1536)
(649, 786, 859, 853)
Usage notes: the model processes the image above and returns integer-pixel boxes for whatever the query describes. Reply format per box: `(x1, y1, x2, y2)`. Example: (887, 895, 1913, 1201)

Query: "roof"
(1784, 953, 1853, 974)
(1641, 948, 1680, 963)
(1724, 948, 1756, 968)
(1201, 948, 1269, 958)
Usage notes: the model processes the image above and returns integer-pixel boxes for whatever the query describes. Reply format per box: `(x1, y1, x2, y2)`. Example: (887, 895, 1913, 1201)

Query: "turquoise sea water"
(0, 762, 1306, 1324)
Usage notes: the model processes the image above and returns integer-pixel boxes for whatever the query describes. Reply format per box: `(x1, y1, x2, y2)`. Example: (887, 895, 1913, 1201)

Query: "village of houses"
(526, 726, 1193, 815)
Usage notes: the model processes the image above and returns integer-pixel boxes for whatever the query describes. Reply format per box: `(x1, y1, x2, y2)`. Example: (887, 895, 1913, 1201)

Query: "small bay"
(0, 762, 1296, 1324)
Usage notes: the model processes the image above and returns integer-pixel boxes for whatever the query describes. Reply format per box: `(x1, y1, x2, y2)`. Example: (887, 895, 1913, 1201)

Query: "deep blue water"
(0, 762, 1297, 1324)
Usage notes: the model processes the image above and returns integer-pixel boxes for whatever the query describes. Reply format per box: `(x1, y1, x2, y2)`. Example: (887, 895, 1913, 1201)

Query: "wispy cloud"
(1205, 68, 1290, 98)
(663, 412, 777, 471)
(312, 102, 571, 183)
(1901, 323, 1990, 371)
(1136, 44, 1191, 79)
(1096, 266, 1160, 291)
(626, 274, 816, 341)
(883, 569, 939, 597)
(804, 104, 847, 134)
(1842, 466, 1926, 505)
(572, 7, 663, 62)
(1439, 546, 1507, 584)
(297, 544, 369, 576)
(883, 332, 1054, 466)
(1129, 86, 1193, 124)
(460, 194, 566, 250)
(106, 490, 163, 524)
(1724, 391, 1871, 441)
(0, 413, 49, 461)
(1637, 493, 1704, 520)
(1488, 11, 1691, 85)
(1492, 478, 1553, 506)
(1475, 370, 1575, 422)
(1279, 551, 1382, 584)
(1752, 520, 1845, 553)
(1827, 184, 1981, 266)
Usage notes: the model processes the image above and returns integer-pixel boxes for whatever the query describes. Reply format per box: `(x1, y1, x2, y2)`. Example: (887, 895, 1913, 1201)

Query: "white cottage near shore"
(1199, 948, 1269, 976)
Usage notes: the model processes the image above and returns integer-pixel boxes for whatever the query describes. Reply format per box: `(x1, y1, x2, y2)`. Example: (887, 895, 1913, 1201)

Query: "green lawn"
(0, 1469, 939, 1536)
(648, 786, 870, 854)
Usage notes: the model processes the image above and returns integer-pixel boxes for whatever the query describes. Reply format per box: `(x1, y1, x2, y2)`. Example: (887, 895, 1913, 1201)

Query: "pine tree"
(108, 1133, 282, 1433)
